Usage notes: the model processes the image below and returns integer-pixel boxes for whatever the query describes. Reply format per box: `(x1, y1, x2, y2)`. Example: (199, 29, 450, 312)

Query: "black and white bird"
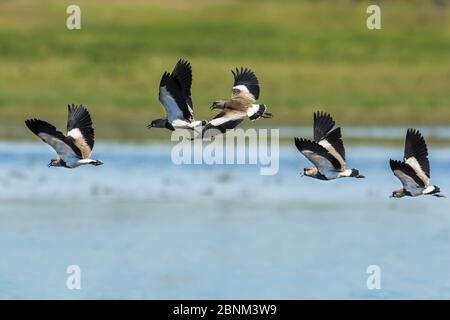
(25, 104, 103, 168)
(294, 111, 364, 180)
(390, 128, 444, 198)
(148, 59, 205, 131)
(201, 67, 272, 138)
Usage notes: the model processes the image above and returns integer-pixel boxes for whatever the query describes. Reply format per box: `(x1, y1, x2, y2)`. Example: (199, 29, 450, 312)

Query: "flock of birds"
(24, 59, 444, 198)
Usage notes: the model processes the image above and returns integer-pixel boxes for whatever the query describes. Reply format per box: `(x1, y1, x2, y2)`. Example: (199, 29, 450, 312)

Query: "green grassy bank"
(0, 0, 449, 141)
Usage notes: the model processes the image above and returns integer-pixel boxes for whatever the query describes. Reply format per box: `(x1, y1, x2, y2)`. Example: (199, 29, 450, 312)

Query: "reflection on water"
(1, 142, 450, 299)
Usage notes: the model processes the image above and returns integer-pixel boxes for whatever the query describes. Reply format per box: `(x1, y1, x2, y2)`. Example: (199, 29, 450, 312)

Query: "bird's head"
(48, 158, 62, 168)
(303, 167, 318, 178)
(148, 118, 167, 128)
(390, 189, 405, 198)
(210, 100, 226, 110)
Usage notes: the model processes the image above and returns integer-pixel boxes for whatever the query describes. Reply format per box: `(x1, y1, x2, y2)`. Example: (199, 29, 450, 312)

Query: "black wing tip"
(159, 71, 171, 87)
(25, 118, 39, 132)
(68, 104, 91, 120)
(25, 118, 35, 125)
(232, 67, 260, 99)
(313, 110, 337, 141)
(173, 59, 192, 78)
(406, 127, 421, 136)
(25, 118, 43, 127)
(294, 137, 312, 152)
(68, 103, 88, 111)
(404, 127, 429, 170)
(175, 58, 192, 70)
(389, 159, 403, 171)
(406, 127, 426, 142)
(232, 66, 255, 75)
(232, 67, 258, 82)
(160, 59, 193, 96)
(314, 110, 335, 124)
(67, 104, 92, 120)
(406, 127, 427, 144)
(25, 118, 58, 137)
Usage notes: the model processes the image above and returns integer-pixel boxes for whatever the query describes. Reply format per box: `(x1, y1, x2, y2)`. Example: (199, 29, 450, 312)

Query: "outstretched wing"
(159, 59, 194, 123)
(294, 137, 341, 172)
(201, 110, 244, 138)
(390, 159, 425, 192)
(67, 104, 95, 159)
(231, 67, 260, 101)
(313, 111, 346, 169)
(25, 119, 81, 160)
(403, 128, 430, 186)
(314, 111, 335, 142)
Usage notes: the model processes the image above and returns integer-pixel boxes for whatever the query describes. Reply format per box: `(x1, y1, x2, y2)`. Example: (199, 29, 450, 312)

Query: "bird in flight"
(148, 59, 205, 131)
(390, 128, 444, 198)
(294, 111, 364, 180)
(201, 67, 272, 138)
(25, 104, 103, 168)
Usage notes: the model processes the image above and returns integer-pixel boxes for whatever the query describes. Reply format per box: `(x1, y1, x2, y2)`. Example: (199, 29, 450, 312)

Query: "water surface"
(1, 143, 449, 299)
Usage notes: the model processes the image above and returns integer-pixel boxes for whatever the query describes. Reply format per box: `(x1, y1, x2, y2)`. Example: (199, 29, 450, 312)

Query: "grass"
(0, 0, 449, 141)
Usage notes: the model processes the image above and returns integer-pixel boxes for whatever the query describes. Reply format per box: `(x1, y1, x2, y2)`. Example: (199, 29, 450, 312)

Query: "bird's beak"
(48, 162, 53, 168)
(210, 104, 216, 110)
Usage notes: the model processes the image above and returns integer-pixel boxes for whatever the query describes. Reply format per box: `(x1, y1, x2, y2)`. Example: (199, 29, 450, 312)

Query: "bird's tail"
(424, 185, 444, 197)
(351, 168, 365, 178)
(341, 168, 365, 178)
(248, 104, 273, 121)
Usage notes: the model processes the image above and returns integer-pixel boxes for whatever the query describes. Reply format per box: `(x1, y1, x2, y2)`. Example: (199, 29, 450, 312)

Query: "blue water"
(1, 142, 450, 299)
(278, 126, 450, 140)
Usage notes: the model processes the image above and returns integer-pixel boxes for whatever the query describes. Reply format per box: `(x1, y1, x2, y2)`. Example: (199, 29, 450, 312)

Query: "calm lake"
(1, 142, 450, 299)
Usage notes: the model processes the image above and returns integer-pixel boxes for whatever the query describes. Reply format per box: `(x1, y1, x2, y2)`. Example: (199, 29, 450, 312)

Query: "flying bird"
(390, 128, 444, 198)
(148, 59, 205, 131)
(25, 104, 103, 168)
(201, 67, 272, 138)
(294, 111, 364, 180)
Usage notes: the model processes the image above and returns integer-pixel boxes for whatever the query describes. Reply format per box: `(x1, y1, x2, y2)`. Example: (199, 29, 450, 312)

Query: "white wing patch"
(171, 119, 192, 129)
(318, 139, 345, 170)
(232, 84, 255, 101)
(159, 86, 185, 123)
(210, 113, 243, 127)
(67, 128, 92, 159)
(188, 120, 204, 128)
(209, 117, 228, 127)
(67, 128, 83, 139)
(186, 103, 194, 117)
(38, 133, 79, 160)
(405, 156, 429, 187)
(247, 104, 260, 117)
